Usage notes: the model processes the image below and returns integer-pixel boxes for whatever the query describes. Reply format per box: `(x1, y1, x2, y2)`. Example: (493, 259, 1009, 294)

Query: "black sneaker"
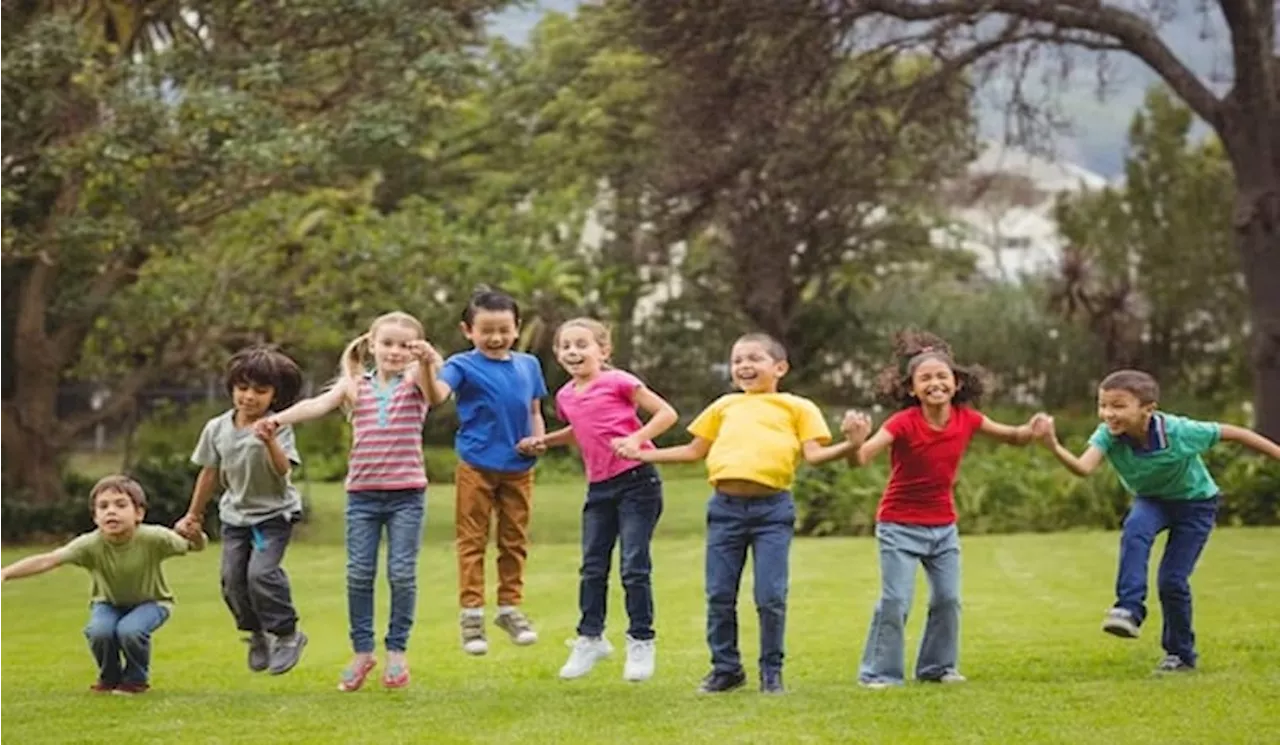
(245, 632, 271, 672)
(1155, 654, 1195, 674)
(697, 669, 746, 694)
(760, 669, 785, 694)
(268, 631, 307, 675)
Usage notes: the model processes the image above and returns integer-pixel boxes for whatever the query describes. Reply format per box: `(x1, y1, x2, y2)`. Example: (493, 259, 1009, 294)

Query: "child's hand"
(1030, 413, 1056, 446)
(253, 417, 279, 441)
(413, 341, 444, 369)
(516, 436, 547, 456)
(611, 435, 644, 459)
(841, 410, 872, 443)
(173, 514, 202, 541)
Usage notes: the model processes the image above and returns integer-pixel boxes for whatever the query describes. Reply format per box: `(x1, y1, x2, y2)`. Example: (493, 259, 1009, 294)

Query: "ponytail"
(340, 332, 371, 384)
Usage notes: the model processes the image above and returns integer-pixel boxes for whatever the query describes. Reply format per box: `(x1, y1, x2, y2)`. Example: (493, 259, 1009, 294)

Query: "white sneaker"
(623, 635, 655, 682)
(559, 636, 613, 679)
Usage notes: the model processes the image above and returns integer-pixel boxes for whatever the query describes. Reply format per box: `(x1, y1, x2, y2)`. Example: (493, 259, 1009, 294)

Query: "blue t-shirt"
(439, 350, 549, 473)
(1088, 413, 1220, 500)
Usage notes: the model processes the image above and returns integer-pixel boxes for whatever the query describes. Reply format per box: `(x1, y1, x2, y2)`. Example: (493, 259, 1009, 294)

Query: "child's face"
(372, 321, 421, 376)
(93, 489, 144, 539)
(556, 327, 608, 379)
(462, 310, 519, 360)
(1097, 388, 1155, 437)
(910, 358, 957, 406)
(730, 341, 786, 393)
(232, 381, 276, 421)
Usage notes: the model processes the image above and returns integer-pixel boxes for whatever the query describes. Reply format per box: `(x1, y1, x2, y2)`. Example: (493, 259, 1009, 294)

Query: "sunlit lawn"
(3, 474, 1279, 744)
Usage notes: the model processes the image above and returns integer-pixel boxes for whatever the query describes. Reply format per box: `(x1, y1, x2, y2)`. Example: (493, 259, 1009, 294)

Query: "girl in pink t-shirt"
(841, 331, 1045, 688)
(535, 318, 678, 683)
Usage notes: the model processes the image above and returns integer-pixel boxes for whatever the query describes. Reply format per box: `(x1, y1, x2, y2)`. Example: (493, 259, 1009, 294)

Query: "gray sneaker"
(494, 609, 538, 645)
(245, 632, 270, 672)
(1102, 608, 1140, 639)
(461, 613, 489, 655)
(1155, 654, 1195, 673)
(268, 631, 307, 675)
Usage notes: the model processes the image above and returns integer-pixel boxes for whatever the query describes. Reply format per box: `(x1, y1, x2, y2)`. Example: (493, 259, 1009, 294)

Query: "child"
(176, 344, 307, 676)
(1, 475, 206, 694)
(841, 331, 1043, 689)
(617, 332, 865, 695)
(260, 311, 435, 691)
(1034, 368, 1280, 673)
(420, 287, 550, 655)
(535, 318, 679, 682)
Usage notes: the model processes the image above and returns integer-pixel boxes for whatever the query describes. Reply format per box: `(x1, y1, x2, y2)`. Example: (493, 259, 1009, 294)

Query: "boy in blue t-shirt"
(1036, 369, 1280, 672)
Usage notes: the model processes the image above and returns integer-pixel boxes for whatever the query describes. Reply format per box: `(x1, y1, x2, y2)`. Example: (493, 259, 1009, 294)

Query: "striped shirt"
(345, 372, 429, 492)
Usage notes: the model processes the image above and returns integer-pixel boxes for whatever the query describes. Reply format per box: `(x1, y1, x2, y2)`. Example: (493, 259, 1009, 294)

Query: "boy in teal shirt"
(1036, 370, 1280, 672)
(1, 475, 205, 693)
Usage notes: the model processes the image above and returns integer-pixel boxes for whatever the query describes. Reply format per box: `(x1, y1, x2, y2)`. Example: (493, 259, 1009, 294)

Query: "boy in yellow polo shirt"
(621, 333, 869, 694)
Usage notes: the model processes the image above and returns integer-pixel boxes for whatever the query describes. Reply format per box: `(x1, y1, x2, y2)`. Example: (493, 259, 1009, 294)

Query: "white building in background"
(933, 141, 1110, 280)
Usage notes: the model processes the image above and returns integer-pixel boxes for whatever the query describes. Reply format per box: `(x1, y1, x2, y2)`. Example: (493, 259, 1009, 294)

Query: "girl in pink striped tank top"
(263, 311, 440, 692)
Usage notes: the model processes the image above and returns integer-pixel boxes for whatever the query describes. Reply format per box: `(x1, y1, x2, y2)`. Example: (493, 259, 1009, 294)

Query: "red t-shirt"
(877, 405, 985, 526)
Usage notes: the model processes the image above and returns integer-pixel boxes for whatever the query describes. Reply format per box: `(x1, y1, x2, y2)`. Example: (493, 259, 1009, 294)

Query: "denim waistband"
(712, 490, 792, 505)
(593, 462, 659, 488)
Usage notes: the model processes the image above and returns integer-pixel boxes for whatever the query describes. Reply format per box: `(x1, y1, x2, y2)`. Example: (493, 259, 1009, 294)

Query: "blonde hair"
(554, 317, 613, 362)
(340, 311, 425, 382)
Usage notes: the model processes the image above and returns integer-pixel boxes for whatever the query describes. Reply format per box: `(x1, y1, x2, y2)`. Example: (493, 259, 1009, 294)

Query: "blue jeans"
(346, 489, 426, 653)
(578, 464, 664, 640)
(1115, 495, 1218, 665)
(859, 522, 961, 684)
(84, 601, 170, 685)
(705, 491, 794, 674)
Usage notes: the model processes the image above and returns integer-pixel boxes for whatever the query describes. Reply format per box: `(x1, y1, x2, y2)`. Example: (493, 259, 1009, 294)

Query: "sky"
(487, 1, 1230, 178)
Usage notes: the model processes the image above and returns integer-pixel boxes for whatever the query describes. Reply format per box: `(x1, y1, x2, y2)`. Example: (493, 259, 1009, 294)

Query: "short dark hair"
(874, 329, 989, 409)
(88, 475, 147, 512)
(225, 345, 303, 411)
(734, 333, 788, 362)
(462, 286, 521, 326)
(1099, 369, 1160, 404)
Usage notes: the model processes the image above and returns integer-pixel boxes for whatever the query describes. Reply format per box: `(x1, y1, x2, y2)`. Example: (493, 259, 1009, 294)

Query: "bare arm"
(803, 438, 859, 465)
(530, 400, 546, 439)
(1220, 424, 1280, 459)
(848, 427, 895, 467)
(419, 357, 453, 406)
(1, 550, 64, 582)
(540, 426, 577, 448)
(630, 387, 679, 444)
(1050, 442, 1106, 477)
(174, 467, 219, 540)
(978, 416, 1035, 446)
(272, 381, 351, 426)
(634, 436, 712, 464)
(261, 434, 291, 476)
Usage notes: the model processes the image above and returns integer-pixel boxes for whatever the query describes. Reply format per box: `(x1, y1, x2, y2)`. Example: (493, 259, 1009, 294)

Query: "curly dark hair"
(873, 329, 989, 409)
(225, 344, 303, 412)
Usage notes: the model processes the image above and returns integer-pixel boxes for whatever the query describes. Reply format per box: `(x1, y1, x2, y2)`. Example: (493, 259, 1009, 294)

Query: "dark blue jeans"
(84, 601, 170, 685)
(1115, 495, 1218, 665)
(705, 491, 794, 675)
(578, 464, 664, 640)
(346, 489, 426, 653)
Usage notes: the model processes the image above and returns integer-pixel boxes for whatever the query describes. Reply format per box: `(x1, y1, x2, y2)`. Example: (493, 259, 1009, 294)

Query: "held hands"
(516, 436, 548, 457)
(611, 435, 644, 460)
(173, 513, 203, 542)
(253, 417, 280, 442)
(840, 410, 873, 445)
(408, 340, 445, 369)
(1029, 412, 1056, 447)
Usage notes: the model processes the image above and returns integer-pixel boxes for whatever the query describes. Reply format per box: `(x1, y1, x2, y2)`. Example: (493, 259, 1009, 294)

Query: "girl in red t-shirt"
(841, 331, 1045, 688)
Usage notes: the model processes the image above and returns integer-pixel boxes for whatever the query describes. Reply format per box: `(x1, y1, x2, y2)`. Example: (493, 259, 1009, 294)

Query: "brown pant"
(455, 461, 535, 608)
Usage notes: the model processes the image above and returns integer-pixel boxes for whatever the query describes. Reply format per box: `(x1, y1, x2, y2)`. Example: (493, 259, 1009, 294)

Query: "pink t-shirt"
(554, 369, 654, 483)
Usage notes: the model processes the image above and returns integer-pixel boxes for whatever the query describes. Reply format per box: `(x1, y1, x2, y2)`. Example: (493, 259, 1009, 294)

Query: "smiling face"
(461, 309, 519, 360)
(1097, 387, 1155, 438)
(909, 357, 958, 407)
(371, 320, 422, 377)
(93, 488, 144, 540)
(231, 381, 275, 423)
(556, 325, 609, 380)
(730, 340, 787, 393)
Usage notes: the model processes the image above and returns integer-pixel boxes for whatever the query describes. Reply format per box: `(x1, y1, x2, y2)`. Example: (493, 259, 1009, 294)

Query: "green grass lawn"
(3, 476, 1279, 744)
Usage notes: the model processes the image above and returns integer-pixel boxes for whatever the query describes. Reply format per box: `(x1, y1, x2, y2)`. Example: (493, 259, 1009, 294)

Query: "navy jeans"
(578, 464, 664, 641)
(705, 491, 794, 675)
(346, 489, 425, 653)
(1115, 495, 1218, 665)
(84, 601, 170, 685)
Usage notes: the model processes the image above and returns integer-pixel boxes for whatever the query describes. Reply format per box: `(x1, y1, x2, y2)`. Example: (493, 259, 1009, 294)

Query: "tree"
(1, 0, 505, 501)
(824, 0, 1279, 435)
(1053, 87, 1246, 401)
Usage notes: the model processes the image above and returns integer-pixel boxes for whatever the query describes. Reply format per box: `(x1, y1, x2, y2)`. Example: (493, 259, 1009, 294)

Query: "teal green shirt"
(1088, 413, 1220, 500)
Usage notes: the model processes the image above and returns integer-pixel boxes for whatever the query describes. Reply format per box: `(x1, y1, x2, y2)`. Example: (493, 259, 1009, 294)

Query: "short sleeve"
(149, 526, 191, 559)
(525, 356, 549, 399)
(883, 410, 914, 438)
(1171, 416, 1220, 454)
(191, 418, 221, 468)
(276, 424, 302, 466)
(963, 406, 985, 435)
(688, 397, 730, 442)
(438, 355, 465, 391)
(1087, 423, 1114, 453)
(794, 397, 832, 444)
(609, 370, 643, 402)
(56, 533, 97, 568)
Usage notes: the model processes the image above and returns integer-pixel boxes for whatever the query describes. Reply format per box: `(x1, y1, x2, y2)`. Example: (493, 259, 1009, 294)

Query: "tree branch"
(1217, 0, 1276, 119)
(846, 0, 1224, 128)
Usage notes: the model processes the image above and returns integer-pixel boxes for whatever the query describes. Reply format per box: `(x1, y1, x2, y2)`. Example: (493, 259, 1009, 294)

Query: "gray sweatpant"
(220, 516, 299, 637)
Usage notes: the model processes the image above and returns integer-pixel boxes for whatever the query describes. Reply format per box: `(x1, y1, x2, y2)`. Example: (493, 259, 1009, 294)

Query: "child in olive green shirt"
(1, 475, 204, 694)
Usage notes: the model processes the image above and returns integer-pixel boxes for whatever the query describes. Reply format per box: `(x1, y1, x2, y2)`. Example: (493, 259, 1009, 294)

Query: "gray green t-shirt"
(57, 525, 192, 607)
(192, 410, 302, 527)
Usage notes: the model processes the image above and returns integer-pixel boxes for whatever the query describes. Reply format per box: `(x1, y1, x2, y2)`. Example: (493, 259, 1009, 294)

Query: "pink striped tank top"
(345, 372, 429, 492)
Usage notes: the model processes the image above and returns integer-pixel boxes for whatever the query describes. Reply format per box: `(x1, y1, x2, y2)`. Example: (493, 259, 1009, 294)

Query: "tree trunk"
(1, 363, 67, 504)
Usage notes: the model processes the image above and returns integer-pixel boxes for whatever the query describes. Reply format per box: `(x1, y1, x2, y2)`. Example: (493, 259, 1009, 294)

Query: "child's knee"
(84, 622, 115, 643)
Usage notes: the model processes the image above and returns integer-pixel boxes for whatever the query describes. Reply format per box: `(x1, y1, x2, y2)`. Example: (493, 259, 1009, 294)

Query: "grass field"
(3, 475, 1279, 744)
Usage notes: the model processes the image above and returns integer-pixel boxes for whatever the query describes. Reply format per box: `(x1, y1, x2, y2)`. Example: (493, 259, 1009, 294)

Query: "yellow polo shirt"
(688, 392, 831, 491)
